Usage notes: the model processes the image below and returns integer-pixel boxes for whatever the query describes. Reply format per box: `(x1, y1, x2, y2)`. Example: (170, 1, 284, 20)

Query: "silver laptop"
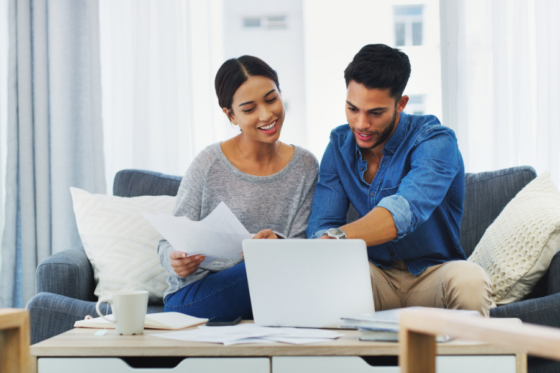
(242, 239, 374, 328)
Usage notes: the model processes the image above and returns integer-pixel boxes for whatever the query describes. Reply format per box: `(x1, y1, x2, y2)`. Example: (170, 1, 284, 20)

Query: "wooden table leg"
(0, 309, 30, 373)
(30, 356, 38, 373)
(399, 329, 436, 373)
(516, 353, 527, 373)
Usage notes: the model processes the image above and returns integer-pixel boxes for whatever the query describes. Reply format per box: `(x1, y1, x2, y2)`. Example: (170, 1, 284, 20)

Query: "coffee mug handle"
(95, 295, 115, 323)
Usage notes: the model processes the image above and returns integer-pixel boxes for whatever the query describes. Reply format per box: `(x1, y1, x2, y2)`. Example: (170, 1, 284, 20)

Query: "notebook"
(74, 312, 208, 330)
(341, 307, 480, 331)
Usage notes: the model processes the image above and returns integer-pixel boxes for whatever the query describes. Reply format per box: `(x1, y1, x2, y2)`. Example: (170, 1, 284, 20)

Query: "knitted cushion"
(468, 172, 560, 304)
(70, 187, 174, 304)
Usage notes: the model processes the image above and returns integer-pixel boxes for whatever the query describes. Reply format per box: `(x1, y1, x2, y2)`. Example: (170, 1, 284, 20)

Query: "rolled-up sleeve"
(379, 128, 461, 239)
(377, 195, 412, 239)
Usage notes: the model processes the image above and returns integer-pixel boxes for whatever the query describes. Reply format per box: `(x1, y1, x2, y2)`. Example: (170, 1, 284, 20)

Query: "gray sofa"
(27, 166, 560, 372)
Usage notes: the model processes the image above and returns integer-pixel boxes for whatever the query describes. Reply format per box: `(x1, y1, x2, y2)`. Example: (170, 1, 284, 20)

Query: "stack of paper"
(341, 307, 481, 343)
(149, 324, 343, 345)
(142, 202, 254, 265)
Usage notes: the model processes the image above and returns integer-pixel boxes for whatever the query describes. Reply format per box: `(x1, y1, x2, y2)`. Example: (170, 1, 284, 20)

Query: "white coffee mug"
(95, 290, 149, 335)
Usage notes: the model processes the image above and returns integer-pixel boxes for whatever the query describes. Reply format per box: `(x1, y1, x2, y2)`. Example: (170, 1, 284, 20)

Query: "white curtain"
(99, 0, 237, 189)
(0, 0, 10, 274)
(441, 0, 560, 185)
(1, 0, 106, 308)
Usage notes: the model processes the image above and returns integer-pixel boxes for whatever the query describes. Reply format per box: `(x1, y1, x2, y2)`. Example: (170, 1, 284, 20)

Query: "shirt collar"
(353, 111, 409, 159)
(354, 143, 361, 159)
(383, 111, 408, 155)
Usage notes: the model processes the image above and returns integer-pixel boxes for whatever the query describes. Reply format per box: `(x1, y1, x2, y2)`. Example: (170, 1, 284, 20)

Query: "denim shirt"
(306, 112, 466, 275)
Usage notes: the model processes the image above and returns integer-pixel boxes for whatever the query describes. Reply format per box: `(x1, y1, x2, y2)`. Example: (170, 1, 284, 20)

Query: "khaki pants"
(369, 260, 494, 317)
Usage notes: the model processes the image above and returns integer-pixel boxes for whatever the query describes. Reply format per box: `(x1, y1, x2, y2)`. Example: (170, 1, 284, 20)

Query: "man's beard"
(357, 109, 398, 151)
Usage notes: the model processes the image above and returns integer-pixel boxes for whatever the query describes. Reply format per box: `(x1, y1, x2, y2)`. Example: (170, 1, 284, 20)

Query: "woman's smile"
(258, 120, 278, 135)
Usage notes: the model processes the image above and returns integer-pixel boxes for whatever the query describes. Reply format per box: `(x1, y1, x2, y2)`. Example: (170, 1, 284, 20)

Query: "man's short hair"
(344, 44, 411, 100)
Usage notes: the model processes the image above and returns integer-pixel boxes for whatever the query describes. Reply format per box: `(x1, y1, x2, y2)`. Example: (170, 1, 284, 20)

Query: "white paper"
(260, 326, 343, 339)
(261, 337, 334, 345)
(222, 338, 277, 346)
(142, 202, 254, 265)
(149, 323, 343, 345)
(198, 202, 250, 235)
(150, 325, 281, 344)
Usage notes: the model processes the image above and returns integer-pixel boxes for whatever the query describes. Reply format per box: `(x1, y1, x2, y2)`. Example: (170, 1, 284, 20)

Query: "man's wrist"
(326, 227, 347, 239)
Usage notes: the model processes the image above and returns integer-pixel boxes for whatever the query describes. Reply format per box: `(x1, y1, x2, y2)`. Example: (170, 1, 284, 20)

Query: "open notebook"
(74, 312, 208, 330)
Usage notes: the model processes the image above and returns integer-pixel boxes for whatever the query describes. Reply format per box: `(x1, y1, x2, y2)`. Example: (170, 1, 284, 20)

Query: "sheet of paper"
(150, 324, 343, 345)
(149, 325, 282, 344)
(199, 202, 250, 235)
(222, 338, 276, 346)
(142, 202, 253, 265)
(261, 337, 335, 345)
(262, 326, 343, 339)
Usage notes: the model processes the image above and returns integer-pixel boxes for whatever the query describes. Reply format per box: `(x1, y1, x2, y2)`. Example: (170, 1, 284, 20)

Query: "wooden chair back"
(399, 308, 560, 373)
(0, 309, 30, 373)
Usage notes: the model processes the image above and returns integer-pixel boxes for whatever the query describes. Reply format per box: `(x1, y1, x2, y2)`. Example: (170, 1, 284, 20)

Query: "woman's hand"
(169, 251, 205, 277)
(243, 229, 279, 257)
(253, 229, 279, 239)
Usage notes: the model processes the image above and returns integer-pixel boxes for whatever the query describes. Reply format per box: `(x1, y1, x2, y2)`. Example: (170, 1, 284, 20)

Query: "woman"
(158, 56, 318, 319)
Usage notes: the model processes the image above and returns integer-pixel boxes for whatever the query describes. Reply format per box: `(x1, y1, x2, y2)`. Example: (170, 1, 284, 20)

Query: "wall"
(222, 0, 307, 148)
(302, 0, 441, 159)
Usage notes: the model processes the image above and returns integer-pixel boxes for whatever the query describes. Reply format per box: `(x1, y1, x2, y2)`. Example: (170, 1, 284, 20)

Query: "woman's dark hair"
(215, 55, 280, 111)
(344, 44, 411, 100)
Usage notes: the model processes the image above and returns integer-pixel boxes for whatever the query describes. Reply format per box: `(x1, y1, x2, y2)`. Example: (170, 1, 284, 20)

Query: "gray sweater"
(158, 142, 319, 299)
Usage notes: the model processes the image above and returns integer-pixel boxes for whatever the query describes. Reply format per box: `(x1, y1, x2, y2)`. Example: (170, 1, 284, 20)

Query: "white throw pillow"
(468, 172, 560, 305)
(70, 187, 175, 304)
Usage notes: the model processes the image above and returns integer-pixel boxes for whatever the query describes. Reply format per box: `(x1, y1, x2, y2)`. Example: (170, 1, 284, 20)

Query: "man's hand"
(169, 251, 204, 277)
(253, 229, 279, 239)
(318, 234, 331, 239)
(340, 206, 397, 246)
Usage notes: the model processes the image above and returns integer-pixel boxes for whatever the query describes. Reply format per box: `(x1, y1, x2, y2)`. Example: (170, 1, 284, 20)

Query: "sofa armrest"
(36, 248, 95, 302)
(490, 292, 560, 328)
(545, 251, 560, 296)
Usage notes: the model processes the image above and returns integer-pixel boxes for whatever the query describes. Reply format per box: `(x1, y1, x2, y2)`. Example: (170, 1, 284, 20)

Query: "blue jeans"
(163, 262, 253, 319)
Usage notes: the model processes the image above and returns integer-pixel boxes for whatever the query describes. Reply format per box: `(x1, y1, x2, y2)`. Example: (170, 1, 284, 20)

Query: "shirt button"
(370, 193, 375, 197)
(360, 168, 364, 171)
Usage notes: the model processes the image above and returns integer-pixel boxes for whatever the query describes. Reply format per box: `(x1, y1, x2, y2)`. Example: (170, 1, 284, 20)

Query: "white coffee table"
(30, 321, 527, 373)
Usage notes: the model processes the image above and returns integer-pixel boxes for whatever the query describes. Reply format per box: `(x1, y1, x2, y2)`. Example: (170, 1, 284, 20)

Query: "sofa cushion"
(468, 172, 560, 304)
(70, 187, 175, 304)
(460, 166, 537, 257)
(113, 169, 182, 198)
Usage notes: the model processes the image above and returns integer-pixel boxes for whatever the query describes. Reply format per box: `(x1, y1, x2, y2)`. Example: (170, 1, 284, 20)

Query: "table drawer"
(272, 355, 517, 373)
(38, 357, 270, 373)
(438, 355, 516, 373)
(273, 357, 399, 373)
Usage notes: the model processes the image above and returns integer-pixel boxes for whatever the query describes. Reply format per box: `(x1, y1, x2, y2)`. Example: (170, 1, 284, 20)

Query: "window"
(242, 15, 288, 30)
(394, 5, 424, 47)
(243, 17, 261, 28)
(407, 95, 425, 115)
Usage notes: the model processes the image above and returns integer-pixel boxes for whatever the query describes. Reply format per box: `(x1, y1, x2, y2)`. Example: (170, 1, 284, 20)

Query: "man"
(306, 44, 493, 316)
